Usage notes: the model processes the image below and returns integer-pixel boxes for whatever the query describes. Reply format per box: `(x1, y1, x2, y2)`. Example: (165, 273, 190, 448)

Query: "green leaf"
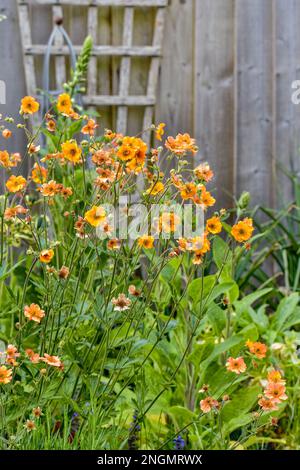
(168, 406, 196, 427)
(207, 303, 226, 335)
(187, 275, 216, 304)
(200, 335, 245, 374)
(234, 288, 273, 312)
(271, 293, 299, 332)
(221, 385, 261, 435)
(213, 236, 232, 270)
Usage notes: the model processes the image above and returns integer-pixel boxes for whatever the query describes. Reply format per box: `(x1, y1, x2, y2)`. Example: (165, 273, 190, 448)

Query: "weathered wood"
(24, 45, 161, 56)
(275, 0, 300, 205)
(117, 7, 134, 134)
(83, 95, 155, 105)
(52, 5, 67, 88)
(19, 0, 168, 6)
(17, 4, 37, 96)
(194, 0, 235, 208)
(235, 0, 274, 208)
(87, 5, 98, 114)
(143, 7, 165, 144)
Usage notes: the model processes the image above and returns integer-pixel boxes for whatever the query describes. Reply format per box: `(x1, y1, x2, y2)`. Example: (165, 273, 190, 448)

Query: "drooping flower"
(61, 140, 82, 163)
(206, 216, 222, 234)
(31, 162, 48, 184)
(24, 303, 45, 323)
(84, 206, 106, 227)
(128, 285, 141, 297)
(231, 218, 254, 243)
(226, 356, 247, 374)
(138, 235, 154, 249)
(155, 122, 166, 141)
(39, 249, 54, 264)
(25, 349, 40, 364)
(58, 266, 70, 279)
(6, 175, 26, 193)
(2, 129, 12, 139)
(107, 238, 121, 250)
(194, 163, 214, 182)
(246, 340, 268, 359)
(81, 119, 98, 136)
(0, 365, 13, 384)
(20, 96, 39, 114)
(0, 150, 21, 168)
(180, 182, 197, 200)
(111, 293, 131, 311)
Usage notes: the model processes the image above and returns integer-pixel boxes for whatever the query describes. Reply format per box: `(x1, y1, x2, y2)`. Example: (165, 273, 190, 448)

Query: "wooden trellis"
(17, 0, 167, 139)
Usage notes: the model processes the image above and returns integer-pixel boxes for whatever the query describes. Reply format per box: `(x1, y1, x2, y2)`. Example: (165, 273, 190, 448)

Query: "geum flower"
(267, 369, 286, 385)
(61, 140, 82, 163)
(231, 218, 254, 243)
(42, 354, 63, 368)
(20, 96, 39, 114)
(200, 397, 219, 413)
(206, 216, 222, 234)
(165, 133, 198, 156)
(84, 206, 106, 227)
(155, 122, 166, 141)
(246, 340, 268, 359)
(6, 175, 26, 193)
(81, 119, 98, 136)
(39, 249, 54, 264)
(24, 303, 45, 323)
(226, 356, 247, 374)
(138, 235, 154, 249)
(264, 382, 288, 403)
(57, 93, 73, 115)
(0, 366, 13, 384)
(194, 163, 214, 182)
(112, 293, 131, 311)
(4, 205, 28, 220)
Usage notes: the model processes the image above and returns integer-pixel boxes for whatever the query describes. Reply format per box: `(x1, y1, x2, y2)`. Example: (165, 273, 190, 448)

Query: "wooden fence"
(1, 0, 300, 208)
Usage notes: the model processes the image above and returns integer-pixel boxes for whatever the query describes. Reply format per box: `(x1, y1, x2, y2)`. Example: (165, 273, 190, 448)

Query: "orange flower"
(58, 266, 70, 279)
(46, 119, 56, 132)
(31, 162, 48, 184)
(190, 233, 211, 255)
(6, 175, 26, 193)
(128, 285, 141, 297)
(267, 370, 285, 385)
(42, 353, 62, 367)
(0, 366, 13, 384)
(25, 349, 40, 364)
(24, 420, 36, 432)
(107, 238, 121, 250)
(84, 206, 106, 227)
(81, 119, 98, 136)
(138, 235, 154, 249)
(39, 249, 54, 264)
(206, 216, 222, 234)
(180, 182, 197, 200)
(6, 344, 20, 359)
(117, 145, 136, 162)
(24, 303, 45, 323)
(155, 122, 166, 141)
(4, 205, 27, 220)
(197, 188, 216, 208)
(0, 150, 10, 167)
(2, 129, 12, 139)
(61, 140, 82, 163)
(20, 96, 39, 114)
(246, 340, 268, 359)
(39, 180, 59, 197)
(200, 397, 219, 413)
(165, 133, 197, 156)
(111, 293, 131, 311)
(258, 397, 279, 411)
(32, 407, 43, 418)
(231, 218, 254, 243)
(194, 163, 214, 182)
(146, 181, 165, 195)
(226, 357, 247, 374)
(57, 93, 72, 115)
(264, 382, 287, 403)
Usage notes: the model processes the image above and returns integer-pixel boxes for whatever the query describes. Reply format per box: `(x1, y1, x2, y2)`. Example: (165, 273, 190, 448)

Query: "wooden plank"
(155, 0, 194, 170)
(143, 7, 165, 144)
(52, 5, 67, 88)
(19, 0, 168, 7)
(117, 7, 134, 134)
(17, 4, 37, 96)
(24, 44, 161, 56)
(275, 0, 300, 204)
(194, 0, 235, 208)
(87, 5, 98, 112)
(83, 95, 155, 105)
(235, 0, 274, 208)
